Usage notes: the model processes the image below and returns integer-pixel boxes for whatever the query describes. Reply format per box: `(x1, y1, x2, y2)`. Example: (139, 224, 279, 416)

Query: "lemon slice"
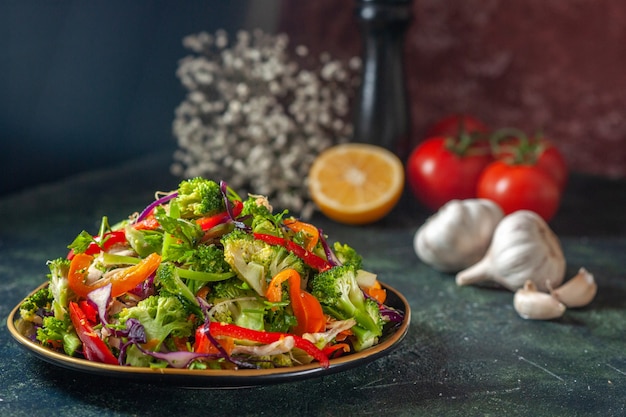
(308, 143, 404, 225)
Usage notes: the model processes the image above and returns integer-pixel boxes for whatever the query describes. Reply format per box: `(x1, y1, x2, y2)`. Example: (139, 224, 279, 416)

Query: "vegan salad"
(18, 178, 404, 370)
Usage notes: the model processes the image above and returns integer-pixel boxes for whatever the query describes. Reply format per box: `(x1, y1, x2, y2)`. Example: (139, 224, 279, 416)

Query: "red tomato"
(406, 136, 493, 211)
(492, 131, 568, 192)
(425, 114, 489, 138)
(535, 143, 568, 191)
(476, 161, 561, 221)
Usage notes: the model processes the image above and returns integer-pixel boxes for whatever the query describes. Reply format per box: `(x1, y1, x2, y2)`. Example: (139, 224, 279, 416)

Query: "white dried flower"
(171, 29, 359, 217)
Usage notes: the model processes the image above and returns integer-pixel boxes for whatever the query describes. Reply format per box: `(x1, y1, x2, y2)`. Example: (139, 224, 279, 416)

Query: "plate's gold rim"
(8, 281, 410, 382)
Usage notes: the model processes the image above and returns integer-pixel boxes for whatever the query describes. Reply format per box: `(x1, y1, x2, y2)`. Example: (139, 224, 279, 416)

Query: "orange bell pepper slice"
(266, 269, 325, 335)
(284, 219, 319, 253)
(68, 252, 161, 298)
(132, 214, 160, 231)
(363, 280, 387, 304)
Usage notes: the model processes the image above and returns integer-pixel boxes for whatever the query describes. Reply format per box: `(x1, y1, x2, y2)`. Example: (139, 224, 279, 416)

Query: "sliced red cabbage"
(318, 229, 340, 267)
(116, 318, 147, 365)
(379, 305, 405, 323)
(135, 346, 217, 369)
(134, 191, 178, 223)
(362, 290, 405, 323)
(219, 181, 249, 230)
(128, 273, 155, 299)
(115, 316, 247, 369)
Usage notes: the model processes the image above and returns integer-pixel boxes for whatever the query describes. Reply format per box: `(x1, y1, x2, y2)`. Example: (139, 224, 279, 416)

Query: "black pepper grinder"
(353, 0, 412, 161)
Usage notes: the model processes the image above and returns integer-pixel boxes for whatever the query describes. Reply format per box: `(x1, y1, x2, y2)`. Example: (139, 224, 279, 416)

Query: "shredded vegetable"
(19, 177, 404, 370)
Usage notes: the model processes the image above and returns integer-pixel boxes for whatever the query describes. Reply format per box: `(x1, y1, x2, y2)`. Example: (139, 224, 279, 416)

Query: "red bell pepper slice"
(68, 301, 118, 365)
(322, 343, 350, 359)
(68, 252, 161, 298)
(208, 322, 329, 368)
(196, 213, 229, 231)
(67, 230, 128, 260)
(253, 233, 332, 272)
(196, 199, 244, 230)
(194, 325, 212, 354)
(230, 199, 244, 217)
(78, 300, 98, 324)
(194, 324, 235, 356)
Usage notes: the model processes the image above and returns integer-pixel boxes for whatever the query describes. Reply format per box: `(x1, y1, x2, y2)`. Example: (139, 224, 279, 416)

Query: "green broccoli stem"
(175, 267, 234, 282)
(325, 303, 381, 339)
(353, 308, 382, 337)
(62, 331, 82, 356)
(101, 252, 141, 266)
(161, 231, 178, 261)
(349, 324, 380, 351)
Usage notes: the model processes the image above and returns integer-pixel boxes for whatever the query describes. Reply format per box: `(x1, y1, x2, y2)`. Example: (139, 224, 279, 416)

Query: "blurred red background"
(279, 0, 626, 179)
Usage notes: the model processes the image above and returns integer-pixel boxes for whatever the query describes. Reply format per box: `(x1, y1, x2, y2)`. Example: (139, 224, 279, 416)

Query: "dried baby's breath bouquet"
(171, 29, 360, 217)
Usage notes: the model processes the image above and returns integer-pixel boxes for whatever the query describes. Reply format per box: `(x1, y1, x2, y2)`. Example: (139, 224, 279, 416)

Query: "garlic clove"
(454, 255, 495, 287)
(549, 267, 597, 308)
(513, 280, 566, 320)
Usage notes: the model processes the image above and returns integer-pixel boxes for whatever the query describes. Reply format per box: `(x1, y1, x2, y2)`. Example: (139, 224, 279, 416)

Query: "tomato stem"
(490, 127, 545, 165)
(444, 131, 489, 156)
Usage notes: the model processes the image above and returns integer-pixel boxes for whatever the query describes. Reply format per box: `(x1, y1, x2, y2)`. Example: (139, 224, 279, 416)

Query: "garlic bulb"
(414, 199, 504, 272)
(549, 267, 597, 308)
(514, 281, 566, 320)
(456, 210, 565, 292)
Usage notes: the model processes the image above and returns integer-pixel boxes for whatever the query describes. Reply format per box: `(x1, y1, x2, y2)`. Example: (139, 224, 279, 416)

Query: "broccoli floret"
(19, 286, 53, 323)
(333, 242, 363, 270)
(206, 278, 266, 330)
(155, 262, 202, 318)
(221, 229, 308, 296)
(47, 257, 72, 320)
(36, 316, 81, 356)
(206, 278, 294, 332)
(177, 243, 235, 294)
(209, 277, 255, 301)
(311, 264, 383, 351)
(205, 279, 247, 324)
(263, 304, 297, 333)
(221, 229, 270, 296)
(181, 243, 232, 274)
(268, 245, 307, 280)
(239, 195, 286, 234)
(118, 295, 193, 350)
(175, 177, 224, 219)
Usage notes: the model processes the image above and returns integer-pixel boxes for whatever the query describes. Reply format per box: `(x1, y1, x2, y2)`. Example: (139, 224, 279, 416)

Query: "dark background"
(0, 1, 262, 195)
(3, 0, 626, 196)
